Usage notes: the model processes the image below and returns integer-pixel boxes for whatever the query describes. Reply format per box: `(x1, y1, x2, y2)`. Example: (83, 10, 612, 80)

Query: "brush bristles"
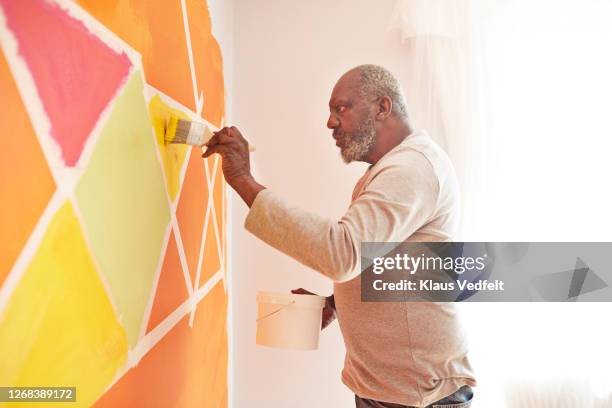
(171, 119, 192, 143)
(164, 118, 256, 151)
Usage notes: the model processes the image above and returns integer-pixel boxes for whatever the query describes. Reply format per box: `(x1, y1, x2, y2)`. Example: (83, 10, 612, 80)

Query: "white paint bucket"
(256, 291, 326, 350)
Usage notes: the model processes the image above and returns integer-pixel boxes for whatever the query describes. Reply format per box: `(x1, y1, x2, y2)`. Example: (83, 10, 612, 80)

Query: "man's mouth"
(333, 131, 344, 147)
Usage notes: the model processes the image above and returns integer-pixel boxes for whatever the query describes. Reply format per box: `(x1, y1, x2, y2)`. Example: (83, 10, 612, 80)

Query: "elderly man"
(203, 65, 476, 408)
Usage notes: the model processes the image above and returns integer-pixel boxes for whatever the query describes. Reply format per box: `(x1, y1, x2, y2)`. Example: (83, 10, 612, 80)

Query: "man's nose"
(327, 113, 339, 130)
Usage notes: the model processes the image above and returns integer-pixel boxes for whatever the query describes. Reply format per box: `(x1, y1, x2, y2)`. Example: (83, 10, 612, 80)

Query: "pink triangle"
(0, 0, 131, 166)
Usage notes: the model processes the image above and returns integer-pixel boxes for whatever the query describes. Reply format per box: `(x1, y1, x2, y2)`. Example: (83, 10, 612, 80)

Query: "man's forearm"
(231, 175, 266, 207)
(244, 189, 361, 282)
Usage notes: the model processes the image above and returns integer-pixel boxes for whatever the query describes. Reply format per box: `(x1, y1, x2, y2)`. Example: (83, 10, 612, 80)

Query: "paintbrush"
(164, 116, 255, 151)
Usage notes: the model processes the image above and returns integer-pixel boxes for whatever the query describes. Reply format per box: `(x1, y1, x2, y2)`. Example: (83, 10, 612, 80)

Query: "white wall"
(231, 1, 416, 406)
(229, 2, 612, 407)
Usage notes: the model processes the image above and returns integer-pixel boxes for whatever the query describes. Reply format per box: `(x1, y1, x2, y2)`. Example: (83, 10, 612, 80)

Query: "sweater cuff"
(244, 188, 274, 236)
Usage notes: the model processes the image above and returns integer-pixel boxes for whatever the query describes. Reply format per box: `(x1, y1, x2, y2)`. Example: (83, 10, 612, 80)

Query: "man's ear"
(376, 96, 393, 120)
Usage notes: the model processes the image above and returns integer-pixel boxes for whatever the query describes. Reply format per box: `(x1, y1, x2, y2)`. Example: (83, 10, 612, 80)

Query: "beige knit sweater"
(244, 130, 476, 406)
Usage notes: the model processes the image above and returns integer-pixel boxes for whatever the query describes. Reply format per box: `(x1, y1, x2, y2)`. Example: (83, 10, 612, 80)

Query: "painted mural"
(0, 0, 228, 406)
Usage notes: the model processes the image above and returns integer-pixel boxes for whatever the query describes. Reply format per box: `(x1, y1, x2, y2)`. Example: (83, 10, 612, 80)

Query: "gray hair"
(352, 64, 409, 118)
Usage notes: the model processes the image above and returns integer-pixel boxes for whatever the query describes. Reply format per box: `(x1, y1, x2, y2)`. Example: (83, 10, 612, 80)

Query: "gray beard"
(339, 116, 376, 163)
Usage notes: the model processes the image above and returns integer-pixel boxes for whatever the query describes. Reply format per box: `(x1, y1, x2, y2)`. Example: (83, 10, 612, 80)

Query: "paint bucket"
(256, 291, 326, 350)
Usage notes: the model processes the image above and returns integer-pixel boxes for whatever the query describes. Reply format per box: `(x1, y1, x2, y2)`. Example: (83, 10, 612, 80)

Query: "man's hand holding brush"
(203, 126, 266, 207)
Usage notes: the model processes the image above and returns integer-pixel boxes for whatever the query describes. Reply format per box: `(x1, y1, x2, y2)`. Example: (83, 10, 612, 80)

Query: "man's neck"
(365, 121, 414, 165)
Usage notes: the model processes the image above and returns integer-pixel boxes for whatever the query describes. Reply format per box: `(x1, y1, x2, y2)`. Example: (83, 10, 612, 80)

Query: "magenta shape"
(0, 0, 131, 166)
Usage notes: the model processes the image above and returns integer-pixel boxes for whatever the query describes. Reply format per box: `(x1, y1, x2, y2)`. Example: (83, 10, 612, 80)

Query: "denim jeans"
(355, 385, 473, 408)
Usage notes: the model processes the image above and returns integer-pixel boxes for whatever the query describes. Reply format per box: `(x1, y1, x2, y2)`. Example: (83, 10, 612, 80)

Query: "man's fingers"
(207, 127, 240, 149)
(207, 127, 230, 148)
(291, 288, 315, 295)
(217, 131, 235, 146)
(228, 126, 250, 148)
(206, 132, 221, 148)
(207, 126, 250, 155)
(202, 146, 218, 158)
(202, 144, 229, 158)
(202, 147, 213, 158)
(202, 129, 247, 159)
(211, 126, 248, 144)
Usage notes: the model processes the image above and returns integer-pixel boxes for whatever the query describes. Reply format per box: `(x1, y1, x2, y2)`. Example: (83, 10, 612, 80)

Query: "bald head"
(342, 64, 409, 119)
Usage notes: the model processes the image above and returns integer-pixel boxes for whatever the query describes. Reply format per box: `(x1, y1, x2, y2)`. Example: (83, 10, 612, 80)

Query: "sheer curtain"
(389, 1, 612, 407)
(389, 0, 488, 240)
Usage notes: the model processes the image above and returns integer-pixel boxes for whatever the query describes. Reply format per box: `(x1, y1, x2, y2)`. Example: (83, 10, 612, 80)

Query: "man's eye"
(336, 105, 346, 114)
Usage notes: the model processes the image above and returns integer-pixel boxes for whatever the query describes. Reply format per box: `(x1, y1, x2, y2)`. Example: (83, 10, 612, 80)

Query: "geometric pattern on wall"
(93, 283, 228, 407)
(0, 0, 132, 167)
(0, 48, 55, 288)
(0, 0, 228, 406)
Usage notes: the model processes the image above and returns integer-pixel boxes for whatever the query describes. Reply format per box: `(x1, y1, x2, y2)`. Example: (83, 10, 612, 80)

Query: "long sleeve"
(244, 157, 440, 282)
(248, 132, 475, 407)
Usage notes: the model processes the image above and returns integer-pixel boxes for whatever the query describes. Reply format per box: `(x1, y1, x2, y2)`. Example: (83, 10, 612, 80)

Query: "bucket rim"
(256, 291, 326, 308)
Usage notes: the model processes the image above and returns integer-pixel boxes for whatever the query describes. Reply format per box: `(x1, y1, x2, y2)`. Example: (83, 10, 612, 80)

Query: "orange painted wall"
(0, 0, 228, 406)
